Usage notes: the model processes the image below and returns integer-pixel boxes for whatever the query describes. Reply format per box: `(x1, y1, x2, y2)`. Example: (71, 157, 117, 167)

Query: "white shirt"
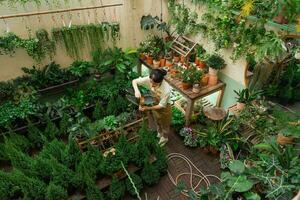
(135, 76, 171, 108)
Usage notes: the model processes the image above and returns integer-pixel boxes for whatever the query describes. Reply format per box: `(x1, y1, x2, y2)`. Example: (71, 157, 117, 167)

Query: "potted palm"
(234, 88, 261, 110)
(181, 66, 203, 90)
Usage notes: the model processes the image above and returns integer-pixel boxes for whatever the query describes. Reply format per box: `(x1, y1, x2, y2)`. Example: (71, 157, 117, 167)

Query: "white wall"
(0, 0, 168, 81)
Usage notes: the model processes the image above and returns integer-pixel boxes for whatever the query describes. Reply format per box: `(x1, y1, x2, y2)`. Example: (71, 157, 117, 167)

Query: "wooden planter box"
(0, 104, 96, 136)
(68, 155, 157, 200)
(77, 117, 147, 151)
(37, 79, 80, 95)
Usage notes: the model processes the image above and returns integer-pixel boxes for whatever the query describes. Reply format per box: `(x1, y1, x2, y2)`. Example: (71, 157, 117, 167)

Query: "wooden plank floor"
(123, 130, 221, 200)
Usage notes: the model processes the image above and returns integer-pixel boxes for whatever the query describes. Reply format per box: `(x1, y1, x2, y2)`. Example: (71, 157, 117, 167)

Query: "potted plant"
(152, 47, 161, 68)
(162, 41, 173, 67)
(173, 52, 180, 63)
(206, 54, 226, 76)
(181, 66, 203, 90)
(195, 45, 206, 69)
(234, 89, 261, 110)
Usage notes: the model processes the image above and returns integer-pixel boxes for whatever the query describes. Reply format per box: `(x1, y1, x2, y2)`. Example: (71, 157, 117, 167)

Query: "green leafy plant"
(141, 160, 160, 186)
(125, 173, 143, 196)
(234, 88, 262, 104)
(171, 107, 185, 131)
(205, 54, 226, 70)
(69, 60, 93, 78)
(106, 177, 126, 200)
(45, 182, 68, 200)
(181, 65, 203, 85)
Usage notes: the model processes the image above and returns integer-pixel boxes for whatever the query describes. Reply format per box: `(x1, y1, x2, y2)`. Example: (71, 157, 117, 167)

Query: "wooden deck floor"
(124, 130, 221, 200)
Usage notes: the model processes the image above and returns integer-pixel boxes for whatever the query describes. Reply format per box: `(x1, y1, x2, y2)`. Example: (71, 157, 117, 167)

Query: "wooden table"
(138, 59, 226, 125)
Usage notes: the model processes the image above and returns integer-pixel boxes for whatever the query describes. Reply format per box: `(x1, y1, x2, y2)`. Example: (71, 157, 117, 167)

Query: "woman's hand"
(135, 90, 141, 98)
(139, 105, 149, 112)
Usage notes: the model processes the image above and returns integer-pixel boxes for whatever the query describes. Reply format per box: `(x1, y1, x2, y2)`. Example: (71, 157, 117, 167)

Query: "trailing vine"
(52, 22, 120, 59)
(0, 29, 56, 62)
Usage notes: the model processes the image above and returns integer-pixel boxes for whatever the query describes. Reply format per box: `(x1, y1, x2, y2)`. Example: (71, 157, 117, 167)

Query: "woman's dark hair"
(149, 69, 167, 83)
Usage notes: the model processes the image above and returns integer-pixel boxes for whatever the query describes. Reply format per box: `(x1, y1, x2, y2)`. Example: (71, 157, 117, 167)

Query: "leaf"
(244, 192, 261, 200)
(228, 175, 253, 193)
(229, 160, 245, 174)
(253, 143, 273, 152)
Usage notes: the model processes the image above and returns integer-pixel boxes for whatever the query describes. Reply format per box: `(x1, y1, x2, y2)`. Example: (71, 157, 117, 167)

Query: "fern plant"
(45, 182, 68, 200)
(106, 177, 126, 200)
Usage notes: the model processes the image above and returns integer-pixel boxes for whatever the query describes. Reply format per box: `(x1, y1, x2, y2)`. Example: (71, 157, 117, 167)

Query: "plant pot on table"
(198, 60, 206, 69)
(173, 56, 180, 63)
(146, 55, 153, 65)
(181, 82, 192, 90)
(208, 74, 218, 86)
(153, 60, 160, 68)
(201, 74, 209, 86)
(192, 84, 201, 93)
(166, 59, 173, 68)
(160, 58, 166, 67)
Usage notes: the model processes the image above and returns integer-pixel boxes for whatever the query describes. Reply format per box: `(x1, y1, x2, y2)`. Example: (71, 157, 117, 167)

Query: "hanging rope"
(167, 153, 221, 198)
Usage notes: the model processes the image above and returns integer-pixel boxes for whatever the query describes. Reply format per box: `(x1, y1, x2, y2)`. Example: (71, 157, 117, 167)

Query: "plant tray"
(77, 117, 147, 151)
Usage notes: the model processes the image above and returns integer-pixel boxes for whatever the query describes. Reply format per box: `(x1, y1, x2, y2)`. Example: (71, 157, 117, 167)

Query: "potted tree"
(163, 41, 173, 67)
(205, 54, 226, 86)
(181, 66, 203, 90)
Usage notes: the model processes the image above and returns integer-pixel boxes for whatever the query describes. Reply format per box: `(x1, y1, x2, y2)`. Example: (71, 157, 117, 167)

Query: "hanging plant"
(35, 29, 56, 60)
(52, 22, 120, 59)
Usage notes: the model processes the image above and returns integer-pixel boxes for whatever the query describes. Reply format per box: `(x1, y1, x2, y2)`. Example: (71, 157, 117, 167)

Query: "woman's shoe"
(159, 137, 168, 146)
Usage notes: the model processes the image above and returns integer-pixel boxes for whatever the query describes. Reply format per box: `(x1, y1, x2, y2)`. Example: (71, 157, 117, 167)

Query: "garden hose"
(167, 153, 221, 198)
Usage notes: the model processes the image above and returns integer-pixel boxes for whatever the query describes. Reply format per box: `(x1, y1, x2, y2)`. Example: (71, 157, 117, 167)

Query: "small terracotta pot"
(166, 60, 172, 68)
(195, 57, 200, 65)
(236, 102, 245, 110)
(160, 58, 166, 67)
(140, 53, 146, 60)
(173, 56, 180, 63)
(146, 56, 153, 65)
(273, 13, 288, 24)
(201, 74, 209, 86)
(208, 67, 218, 76)
(180, 55, 186, 63)
(277, 134, 294, 145)
(198, 60, 206, 69)
(181, 82, 192, 90)
(208, 74, 218, 86)
(153, 60, 160, 68)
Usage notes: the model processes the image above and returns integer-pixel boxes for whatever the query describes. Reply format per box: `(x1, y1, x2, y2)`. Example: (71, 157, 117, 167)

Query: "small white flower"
(295, 52, 300, 60)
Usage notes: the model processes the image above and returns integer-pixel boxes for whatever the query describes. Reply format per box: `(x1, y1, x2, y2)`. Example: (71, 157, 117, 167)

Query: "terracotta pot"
(277, 134, 294, 145)
(198, 60, 206, 69)
(160, 58, 166, 67)
(153, 60, 160, 68)
(208, 74, 218, 86)
(173, 56, 180, 63)
(181, 82, 192, 90)
(273, 13, 288, 24)
(180, 55, 186, 63)
(140, 53, 146, 60)
(166, 60, 172, 68)
(146, 56, 153, 65)
(195, 57, 200, 65)
(236, 102, 245, 110)
(208, 67, 218, 76)
(201, 74, 209, 86)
